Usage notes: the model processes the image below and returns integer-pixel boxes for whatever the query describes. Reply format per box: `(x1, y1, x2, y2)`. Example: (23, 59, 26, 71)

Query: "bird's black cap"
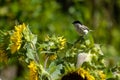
(72, 20, 82, 25)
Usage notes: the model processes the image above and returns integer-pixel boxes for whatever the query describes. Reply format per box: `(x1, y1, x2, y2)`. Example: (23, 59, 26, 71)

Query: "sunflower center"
(61, 72, 87, 80)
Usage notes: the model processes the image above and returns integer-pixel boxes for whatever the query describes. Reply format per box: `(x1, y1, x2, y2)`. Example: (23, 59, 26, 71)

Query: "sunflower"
(61, 67, 95, 80)
(28, 61, 38, 80)
(10, 23, 26, 53)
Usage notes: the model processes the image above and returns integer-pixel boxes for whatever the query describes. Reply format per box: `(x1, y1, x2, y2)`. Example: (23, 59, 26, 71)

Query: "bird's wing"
(81, 25, 89, 31)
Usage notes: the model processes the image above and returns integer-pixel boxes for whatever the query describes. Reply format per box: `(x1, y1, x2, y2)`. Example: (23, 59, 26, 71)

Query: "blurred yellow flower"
(14, 23, 26, 33)
(49, 54, 57, 60)
(10, 23, 26, 53)
(28, 61, 38, 80)
(58, 36, 66, 50)
(98, 71, 106, 80)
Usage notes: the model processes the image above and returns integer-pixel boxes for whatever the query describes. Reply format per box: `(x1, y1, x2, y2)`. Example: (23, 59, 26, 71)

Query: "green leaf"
(26, 48, 35, 60)
(31, 34, 37, 45)
(47, 62, 62, 80)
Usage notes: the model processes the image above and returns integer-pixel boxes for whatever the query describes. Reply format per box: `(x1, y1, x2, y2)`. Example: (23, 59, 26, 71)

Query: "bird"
(72, 20, 90, 36)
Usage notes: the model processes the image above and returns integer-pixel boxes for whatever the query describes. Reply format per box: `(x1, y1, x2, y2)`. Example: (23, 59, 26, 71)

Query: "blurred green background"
(0, 0, 120, 66)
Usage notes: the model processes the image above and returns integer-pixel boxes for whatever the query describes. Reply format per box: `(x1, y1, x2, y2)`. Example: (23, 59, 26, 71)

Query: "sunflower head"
(61, 72, 87, 80)
(61, 67, 95, 80)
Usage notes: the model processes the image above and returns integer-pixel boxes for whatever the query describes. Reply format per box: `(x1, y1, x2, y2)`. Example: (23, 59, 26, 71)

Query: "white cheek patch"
(83, 30, 88, 34)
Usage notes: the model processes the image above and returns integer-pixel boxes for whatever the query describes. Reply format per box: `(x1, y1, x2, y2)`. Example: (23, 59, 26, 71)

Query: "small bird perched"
(72, 20, 90, 36)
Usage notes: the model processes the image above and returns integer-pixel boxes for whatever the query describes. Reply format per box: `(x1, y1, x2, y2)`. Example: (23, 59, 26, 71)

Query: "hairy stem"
(44, 56, 49, 69)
